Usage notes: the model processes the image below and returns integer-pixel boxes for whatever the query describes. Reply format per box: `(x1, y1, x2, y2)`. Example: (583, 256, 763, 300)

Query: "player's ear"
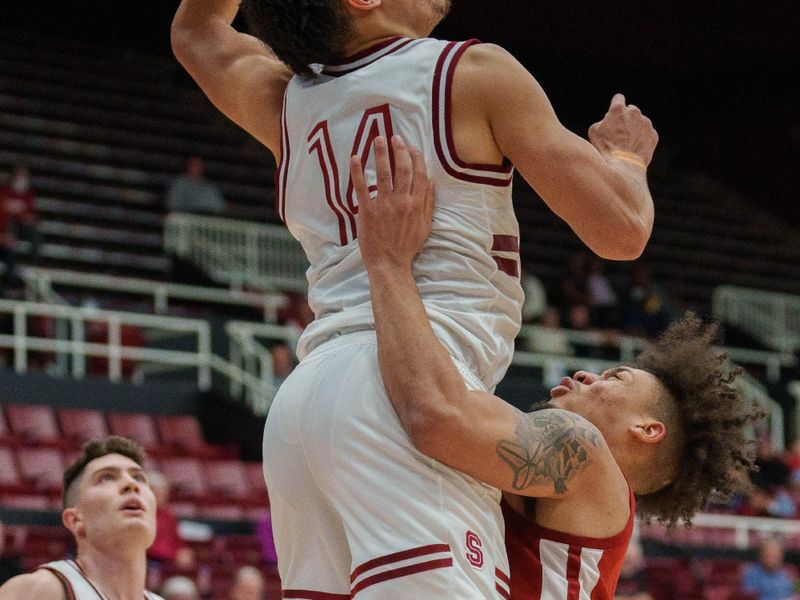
(345, 0, 382, 12)
(62, 507, 85, 538)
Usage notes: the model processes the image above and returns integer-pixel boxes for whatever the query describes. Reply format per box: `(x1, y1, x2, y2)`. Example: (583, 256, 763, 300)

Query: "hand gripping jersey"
(37, 560, 164, 600)
(500, 491, 635, 600)
(277, 36, 524, 389)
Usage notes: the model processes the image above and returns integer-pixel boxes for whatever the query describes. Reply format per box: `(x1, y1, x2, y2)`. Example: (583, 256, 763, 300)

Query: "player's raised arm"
(456, 44, 658, 260)
(352, 136, 613, 498)
(171, 0, 291, 155)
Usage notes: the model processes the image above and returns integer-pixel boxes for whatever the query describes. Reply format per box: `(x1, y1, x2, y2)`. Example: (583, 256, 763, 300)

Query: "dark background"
(3, 1, 798, 225)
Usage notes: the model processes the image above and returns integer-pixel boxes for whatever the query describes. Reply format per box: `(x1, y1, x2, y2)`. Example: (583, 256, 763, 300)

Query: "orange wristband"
(610, 150, 647, 171)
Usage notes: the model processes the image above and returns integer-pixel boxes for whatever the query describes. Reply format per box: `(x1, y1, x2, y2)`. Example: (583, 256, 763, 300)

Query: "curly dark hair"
(241, 0, 353, 76)
(62, 436, 146, 509)
(633, 312, 764, 526)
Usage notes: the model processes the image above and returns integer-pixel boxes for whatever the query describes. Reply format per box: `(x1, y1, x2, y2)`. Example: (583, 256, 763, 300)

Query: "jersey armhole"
(431, 39, 514, 187)
(37, 567, 75, 600)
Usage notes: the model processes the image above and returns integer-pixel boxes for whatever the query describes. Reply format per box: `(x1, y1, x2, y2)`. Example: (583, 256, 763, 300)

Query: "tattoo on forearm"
(496, 410, 602, 495)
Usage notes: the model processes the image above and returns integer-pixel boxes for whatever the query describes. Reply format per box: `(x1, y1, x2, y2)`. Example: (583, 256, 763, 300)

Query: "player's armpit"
(459, 44, 653, 260)
(0, 571, 66, 600)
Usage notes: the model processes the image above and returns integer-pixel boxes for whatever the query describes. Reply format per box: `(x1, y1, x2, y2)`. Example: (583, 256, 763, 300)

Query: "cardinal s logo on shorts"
(465, 530, 484, 569)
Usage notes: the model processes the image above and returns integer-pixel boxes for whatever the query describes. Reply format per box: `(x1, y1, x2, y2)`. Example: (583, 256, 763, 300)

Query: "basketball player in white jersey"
(171, 1, 658, 596)
(0, 437, 164, 600)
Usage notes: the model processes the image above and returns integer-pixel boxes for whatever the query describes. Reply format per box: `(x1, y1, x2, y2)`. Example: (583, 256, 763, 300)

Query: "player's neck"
(76, 545, 147, 600)
(339, 16, 420, 59)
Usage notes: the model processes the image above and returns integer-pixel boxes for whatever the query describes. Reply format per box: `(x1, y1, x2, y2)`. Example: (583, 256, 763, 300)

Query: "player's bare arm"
(453, 44, 658, 260)
(171, 0, 292, 155)
(0, 570, 66, 600)
(352, 135, 616, 498)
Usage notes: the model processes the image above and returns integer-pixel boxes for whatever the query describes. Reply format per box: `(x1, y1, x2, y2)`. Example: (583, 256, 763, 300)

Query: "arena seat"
(156, 414, 234, 458)
(107, 412, 161, 452)
(0, 445, 29, 494)
(5, 403, 62, 446)
(0, 409, 13, 443)
(243, 461, 269, 503)
(160, 456, 208, 500)
(15, 447, 65, 495)
(204, 460, 249, 501)
(57, 408, 109, 446)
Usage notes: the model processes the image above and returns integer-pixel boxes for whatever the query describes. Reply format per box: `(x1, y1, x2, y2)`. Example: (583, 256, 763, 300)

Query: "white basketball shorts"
(263, 331, 510, 599)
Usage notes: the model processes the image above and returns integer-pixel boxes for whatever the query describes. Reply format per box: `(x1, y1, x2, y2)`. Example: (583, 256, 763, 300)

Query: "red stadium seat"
(156, 415, 233, 458)
(160, 457, 208, 500)
(16, 447, 65, 494)
(0, 494, 52, 511)
(107, 412, 161, 451)
(0, 445, 31, 495)
(243, 462, 268, 495)
(199, 503, 244, 521)
(0, 409, 13, 443)
(205, 460, 249, 501)
(58, 408, 109, 446)
(5, 404, 61, 445)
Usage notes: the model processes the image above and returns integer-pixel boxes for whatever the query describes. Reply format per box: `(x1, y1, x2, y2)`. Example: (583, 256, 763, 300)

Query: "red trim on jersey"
(497, 583, 512, 599)
(432, 40, 514, 187)
(323, 38, 415, 76)
(496, 567, 511, 586)
(493, 256, 520, 278)
(39, 567, 77, 600)
(350, 558, 453, 597)
(308, 120, 356, 245)
(276, 88, 290, 223)
(565, 545, 583, 600)
(282, 590, 351, 599)
(517, 487, 635, 550)
(492, 234, 520, 253)
(496, 567, 512, 600)
(350, 543, 451, 582)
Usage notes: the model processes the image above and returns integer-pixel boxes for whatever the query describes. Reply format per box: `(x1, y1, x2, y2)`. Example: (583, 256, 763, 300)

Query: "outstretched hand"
(588, 94, 659, 169)
(350, 135, 435, 272)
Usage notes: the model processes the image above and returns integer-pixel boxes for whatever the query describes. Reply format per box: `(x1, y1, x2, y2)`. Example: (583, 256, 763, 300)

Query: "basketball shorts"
(263, 331, 510, 599)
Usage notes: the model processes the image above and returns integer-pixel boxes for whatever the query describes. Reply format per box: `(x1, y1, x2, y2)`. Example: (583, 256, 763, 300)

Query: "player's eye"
(99, 473, 115, 482)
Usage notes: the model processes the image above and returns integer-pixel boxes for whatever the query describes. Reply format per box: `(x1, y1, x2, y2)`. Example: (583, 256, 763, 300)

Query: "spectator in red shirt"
(0, 166, 40, 262)
(147, 472, 194, 569)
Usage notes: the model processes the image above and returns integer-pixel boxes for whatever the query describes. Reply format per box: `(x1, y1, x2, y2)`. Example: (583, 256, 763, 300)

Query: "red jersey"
(501, 489, 635, 600)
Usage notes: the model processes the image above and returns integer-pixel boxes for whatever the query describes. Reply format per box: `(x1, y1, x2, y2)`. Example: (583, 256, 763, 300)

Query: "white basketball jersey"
(38, 560, 164, 600)
(277, 37, 524, 388)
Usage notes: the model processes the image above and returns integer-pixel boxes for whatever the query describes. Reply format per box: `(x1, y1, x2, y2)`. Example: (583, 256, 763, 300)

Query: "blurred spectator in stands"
(621, 264, 672, 338)
(255, 510, 278, 565)
(1, 166, 40, 263)
(270, 343, 295, 387)
(740, 538, 796, 600)
(278, 292, 314, 336)
(782, 439, 800, 479)
(0, 199, 19, 292)
(161, 575, 200, 600)
(526, 306, 570, 355)
(147, 472, 195, 571)
(560, 252, 591, 321)
(0, 520, 22, 584)
(520, 267, 547, 324)
(754, 439, 791, 491)
(165, 156, 225, 215)
(739, 484, 797, 519)
(614, 538, 653, 600)
(230, 566, 265, 600)
(587, 257, 621, 329)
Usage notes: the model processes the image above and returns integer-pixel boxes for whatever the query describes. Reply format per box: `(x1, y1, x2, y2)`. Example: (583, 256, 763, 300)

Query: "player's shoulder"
(452, 42, 530, 98)
(0, 569, 66, 600)
(457, 42, 519, 72)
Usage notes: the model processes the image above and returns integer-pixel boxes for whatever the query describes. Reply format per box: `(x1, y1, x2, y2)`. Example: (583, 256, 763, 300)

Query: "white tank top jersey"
(277, 37, 524, 389)
(37, 560, 164, 600)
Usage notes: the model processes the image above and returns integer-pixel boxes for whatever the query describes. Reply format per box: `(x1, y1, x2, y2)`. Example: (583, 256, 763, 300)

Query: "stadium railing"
(0, 299, 293, 413)
(21, 267, 288, 321)
(164, 212, 308, 293)
(713, 285, 800, 353)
